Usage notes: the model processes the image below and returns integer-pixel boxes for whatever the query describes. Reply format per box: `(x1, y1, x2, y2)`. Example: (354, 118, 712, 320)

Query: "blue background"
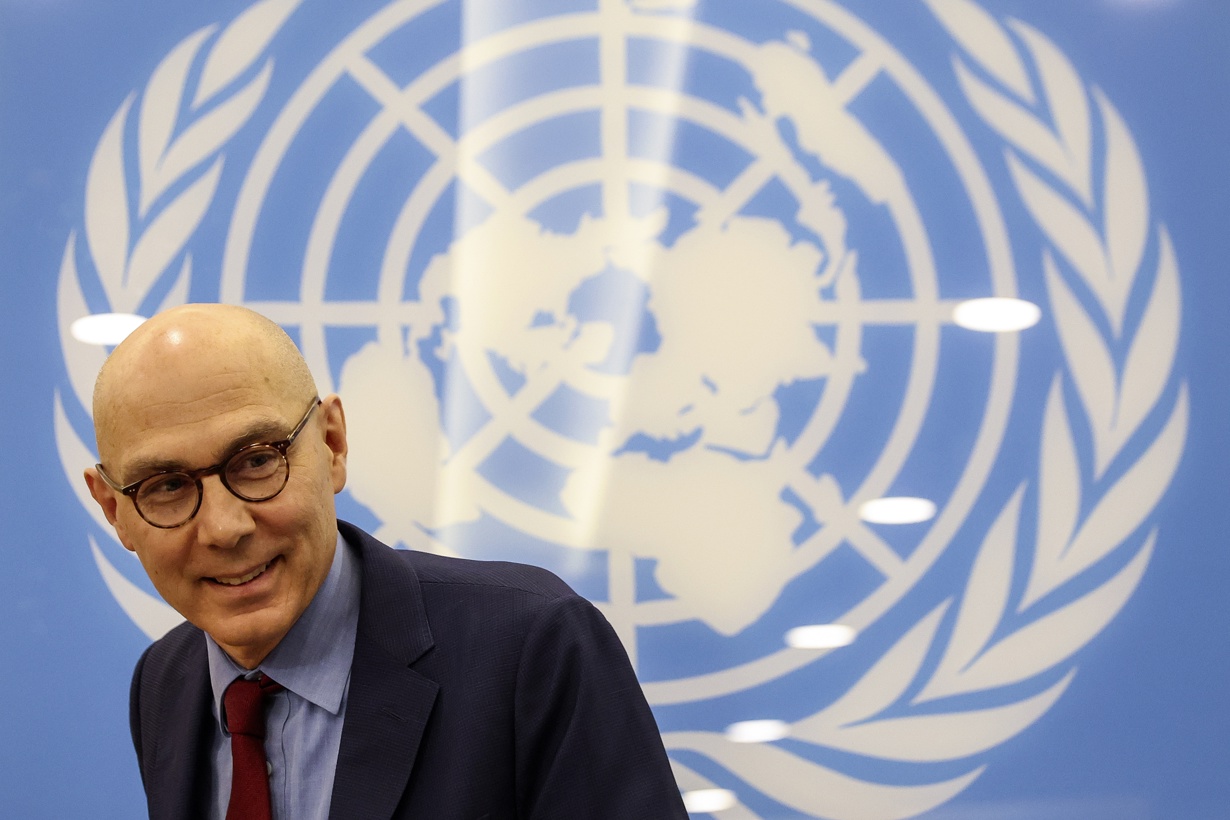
(1, 1, 1228, 816)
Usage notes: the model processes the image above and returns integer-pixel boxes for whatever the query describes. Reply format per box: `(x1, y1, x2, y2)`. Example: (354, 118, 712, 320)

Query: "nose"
(193, 473, 256, 548)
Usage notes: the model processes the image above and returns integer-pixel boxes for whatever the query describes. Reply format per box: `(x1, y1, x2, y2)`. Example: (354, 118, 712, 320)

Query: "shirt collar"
(206, 529, 360, 724)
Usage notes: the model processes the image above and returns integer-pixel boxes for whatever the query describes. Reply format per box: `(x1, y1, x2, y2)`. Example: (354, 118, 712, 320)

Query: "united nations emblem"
(56, 0, 1187, 816)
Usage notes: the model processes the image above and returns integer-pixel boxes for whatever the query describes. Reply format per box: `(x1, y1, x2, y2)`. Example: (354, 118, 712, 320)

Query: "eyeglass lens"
(134, 446, 289, 527)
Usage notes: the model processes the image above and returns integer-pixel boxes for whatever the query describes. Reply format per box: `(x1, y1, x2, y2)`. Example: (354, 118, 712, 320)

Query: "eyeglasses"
(96, 398, 322, 529)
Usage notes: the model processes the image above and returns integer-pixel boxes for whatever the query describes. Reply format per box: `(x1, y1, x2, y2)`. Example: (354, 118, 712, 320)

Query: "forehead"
(95, 309, 313, 473)
(106, 387, 297, 478)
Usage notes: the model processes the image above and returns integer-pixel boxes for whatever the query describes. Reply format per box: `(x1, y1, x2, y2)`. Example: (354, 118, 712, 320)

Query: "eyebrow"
(120, 417, 290, 481)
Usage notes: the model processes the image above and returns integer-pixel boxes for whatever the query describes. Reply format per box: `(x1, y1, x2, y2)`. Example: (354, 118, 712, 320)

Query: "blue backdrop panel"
(1, 1, 1228, 817)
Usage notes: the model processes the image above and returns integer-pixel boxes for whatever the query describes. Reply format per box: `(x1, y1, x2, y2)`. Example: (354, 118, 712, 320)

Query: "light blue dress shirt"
(205, 531, 360, 820)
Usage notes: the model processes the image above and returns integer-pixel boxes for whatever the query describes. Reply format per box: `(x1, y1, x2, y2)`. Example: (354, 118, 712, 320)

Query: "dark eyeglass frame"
(95, 397, 322, 529)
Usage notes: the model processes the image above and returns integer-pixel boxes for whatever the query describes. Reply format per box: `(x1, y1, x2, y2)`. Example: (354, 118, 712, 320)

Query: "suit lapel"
(329, 523, 439, 820)
(148, 636, 212, 820)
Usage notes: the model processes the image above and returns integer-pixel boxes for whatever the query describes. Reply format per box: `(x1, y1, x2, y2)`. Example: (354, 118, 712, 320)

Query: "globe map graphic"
(217, 0, 1016, 700)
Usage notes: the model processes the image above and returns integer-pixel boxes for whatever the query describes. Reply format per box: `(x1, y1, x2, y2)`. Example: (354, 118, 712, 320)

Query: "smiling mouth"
(210, 560, 272, 587)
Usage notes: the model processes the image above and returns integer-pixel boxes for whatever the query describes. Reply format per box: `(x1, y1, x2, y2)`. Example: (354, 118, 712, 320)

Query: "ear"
(319, 394, 348, 494)
(84, 467, 129, 546)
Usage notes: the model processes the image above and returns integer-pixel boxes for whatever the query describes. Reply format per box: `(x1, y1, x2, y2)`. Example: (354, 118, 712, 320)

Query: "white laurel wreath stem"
(804, 605, 950, 730)
(138, 27, 215, 216)
(57, 237, 108, 415)
(89, 535, 186, 639)
(1010, 21, 1094, 209)
(195, 0, 302, 107)
(1114, 230, 1181, 453)
(57, 0, 303, 640)
(905, 0, 1186, 727)
(922, 0, 1033, 102)
(75, 0, 291, 321)
(917, 487, 1024, 699)
(804, 676, 1074, 763)
(1029, 376, 1081, 600)
(1099, 90, 1150, 306)
(665, 730, 982, 820)
(1038, 388, 1187, 599)
(1042, 252, 1117, 469)
(84, 98, 134, 306)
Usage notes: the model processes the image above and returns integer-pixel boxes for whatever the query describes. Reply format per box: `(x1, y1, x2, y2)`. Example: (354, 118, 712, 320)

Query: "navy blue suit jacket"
(129, 521, 687, 819)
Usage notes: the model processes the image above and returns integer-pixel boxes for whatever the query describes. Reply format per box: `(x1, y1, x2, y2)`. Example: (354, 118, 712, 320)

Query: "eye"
(139, 473, 193, 501)
(228, 447, 282, 479)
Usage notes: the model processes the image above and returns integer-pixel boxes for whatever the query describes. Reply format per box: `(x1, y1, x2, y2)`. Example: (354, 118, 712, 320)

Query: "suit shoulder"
(134, 619, 203, 687)
(399, 549, 576, 601)
(343, 519, 575, 601)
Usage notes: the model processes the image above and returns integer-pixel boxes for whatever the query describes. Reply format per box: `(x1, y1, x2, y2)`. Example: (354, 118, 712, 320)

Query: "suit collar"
(328, 521, 439, 819)
(339, 521, 434, 666)
(146, 635, 213, 820)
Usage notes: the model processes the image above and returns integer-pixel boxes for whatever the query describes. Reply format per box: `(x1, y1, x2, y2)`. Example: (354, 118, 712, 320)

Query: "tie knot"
(223, 676, 283, 738)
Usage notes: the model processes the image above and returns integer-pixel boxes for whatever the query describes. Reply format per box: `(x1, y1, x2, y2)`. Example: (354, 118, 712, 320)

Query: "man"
(85, 303, 687, 819)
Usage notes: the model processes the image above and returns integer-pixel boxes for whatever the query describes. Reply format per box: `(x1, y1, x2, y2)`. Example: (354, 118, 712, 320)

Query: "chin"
(205, 613, 291, 664)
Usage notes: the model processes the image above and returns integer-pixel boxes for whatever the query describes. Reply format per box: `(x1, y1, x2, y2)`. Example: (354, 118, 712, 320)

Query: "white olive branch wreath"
(55, 0, 302, 637)
(664, 3, 1187, 818)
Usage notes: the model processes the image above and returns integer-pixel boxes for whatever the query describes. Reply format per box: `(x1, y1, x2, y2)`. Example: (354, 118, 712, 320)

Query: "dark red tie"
(223, 675, 284, 820)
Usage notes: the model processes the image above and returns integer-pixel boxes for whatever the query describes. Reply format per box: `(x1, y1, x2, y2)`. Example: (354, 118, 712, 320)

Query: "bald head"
(93, 304, 318, 465)
(85, 303, 349, 669)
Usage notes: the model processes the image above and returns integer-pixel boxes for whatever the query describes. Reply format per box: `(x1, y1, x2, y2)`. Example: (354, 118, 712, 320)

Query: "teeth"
(213, 562, 269, 586)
